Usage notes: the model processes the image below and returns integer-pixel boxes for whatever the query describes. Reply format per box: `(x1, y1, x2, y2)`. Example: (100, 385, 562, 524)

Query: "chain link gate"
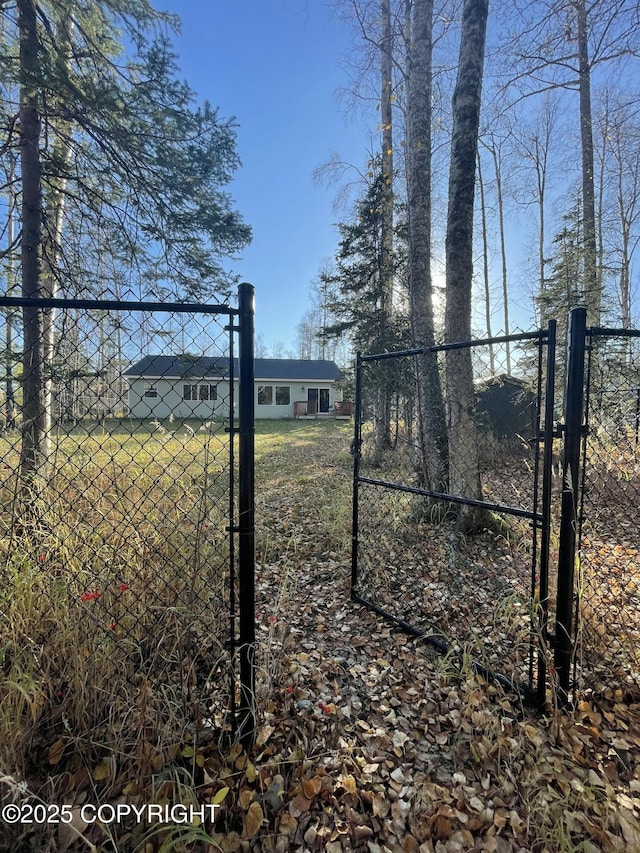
(556, 308, 640, 701)
(353, 310, 640, 705)
(0, 283, 255, 781)
(351, 326, 557, 703)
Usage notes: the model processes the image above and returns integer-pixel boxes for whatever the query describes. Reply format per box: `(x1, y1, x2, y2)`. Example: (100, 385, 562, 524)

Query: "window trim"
(257, 385, 273, 406)
(183, 383, 218, 402)
(275, 385, 291, 406)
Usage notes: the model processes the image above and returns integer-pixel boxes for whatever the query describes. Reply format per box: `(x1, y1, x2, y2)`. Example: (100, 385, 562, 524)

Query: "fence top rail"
(0, 295, 236, 316)
(589, 326, 640, 339)
(359, 328, 548, 363)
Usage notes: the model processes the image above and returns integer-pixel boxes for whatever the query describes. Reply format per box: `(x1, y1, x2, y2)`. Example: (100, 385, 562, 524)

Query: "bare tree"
(500, 0, 640, 326)
(510, 95, 560, 322)
(476, 150, 496, 373)
(444, 0, 489, 513)
(576, 0, 598, 321)
(374, 0, 395, 453)
(406, 0, 448, 491)
(597, 92, 640, 329)
(480, 133, 511, 372)
(41, 12, 74, 456)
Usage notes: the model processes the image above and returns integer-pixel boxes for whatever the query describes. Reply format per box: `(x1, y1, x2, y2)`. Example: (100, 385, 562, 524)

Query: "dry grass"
(0, 418, 638, 852)
(0, 421, 233, 788)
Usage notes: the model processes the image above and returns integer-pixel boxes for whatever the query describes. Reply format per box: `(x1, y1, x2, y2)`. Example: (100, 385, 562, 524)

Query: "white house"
(123, 355, 344, 420)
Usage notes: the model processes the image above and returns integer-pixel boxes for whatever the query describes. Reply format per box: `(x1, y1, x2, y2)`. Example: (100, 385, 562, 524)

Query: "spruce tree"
(1, 0, 252, 482)
(322, 166, 409, 355)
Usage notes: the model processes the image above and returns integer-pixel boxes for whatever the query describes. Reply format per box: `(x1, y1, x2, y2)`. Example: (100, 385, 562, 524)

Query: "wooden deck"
(293, 401, 353, 419)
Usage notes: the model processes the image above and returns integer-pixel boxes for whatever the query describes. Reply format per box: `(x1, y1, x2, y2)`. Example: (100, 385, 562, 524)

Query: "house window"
(275, 386, 290, 406)
(144, 383, 158, 398)
(257, 385, 273, 406)
(183, 384, 218, 401)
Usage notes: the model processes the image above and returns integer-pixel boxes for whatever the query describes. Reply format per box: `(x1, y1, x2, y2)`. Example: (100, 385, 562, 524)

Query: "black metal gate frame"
(557, 308, 640, 703)
(353, 309, 640, 706)
(351, 324, 557, 705)
(0, 283, 256, 743)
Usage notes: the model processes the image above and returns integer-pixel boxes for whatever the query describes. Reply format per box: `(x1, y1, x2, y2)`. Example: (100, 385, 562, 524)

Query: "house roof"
(123, 355, 343, 382)
(253, 359, 343, 381)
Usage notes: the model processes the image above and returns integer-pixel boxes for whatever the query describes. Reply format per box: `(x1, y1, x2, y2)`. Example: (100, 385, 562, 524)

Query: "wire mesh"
(576, 331, 640, 698)
(353, 332, 552, 693)
(0, 299, 241, 774)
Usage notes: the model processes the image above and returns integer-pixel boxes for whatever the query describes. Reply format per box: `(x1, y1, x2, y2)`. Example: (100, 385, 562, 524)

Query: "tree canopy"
(1, 0, 251, 304)
(320, 164, 409, 356)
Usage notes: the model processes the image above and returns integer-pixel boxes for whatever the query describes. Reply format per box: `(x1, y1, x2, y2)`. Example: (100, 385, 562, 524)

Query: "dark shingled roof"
(124, 355, 343, 382)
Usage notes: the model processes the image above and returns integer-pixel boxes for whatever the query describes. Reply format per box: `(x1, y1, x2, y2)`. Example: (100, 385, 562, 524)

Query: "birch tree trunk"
(406, 0, 448, 491)
(374, 0, 394, 457)
(576, 0, 599, 325)
(488, 140, 511, 373)
(42, 13, 75, 439)
(476, 152, 495, 374)
(444, 0, 489, 518)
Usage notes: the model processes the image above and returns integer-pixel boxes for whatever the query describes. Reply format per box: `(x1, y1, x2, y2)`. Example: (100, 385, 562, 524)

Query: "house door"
(308, 388, 330, 414)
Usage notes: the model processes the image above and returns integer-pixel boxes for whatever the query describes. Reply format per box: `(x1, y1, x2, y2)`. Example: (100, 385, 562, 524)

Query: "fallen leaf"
(92, 761, 111, 781)
(339, 773, 357, 795)
(48, 737, 67, 765)
(255, 724, 274, 749)
(289, 793, 312, 816)
(243, 801, 263, 840)
(301, 775, 323, 799)
(212, 786, 229, 806)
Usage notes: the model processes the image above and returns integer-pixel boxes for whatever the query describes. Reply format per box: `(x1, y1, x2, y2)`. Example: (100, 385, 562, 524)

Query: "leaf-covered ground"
(2, 419, 640, 852)
(203, 421, 640, 853)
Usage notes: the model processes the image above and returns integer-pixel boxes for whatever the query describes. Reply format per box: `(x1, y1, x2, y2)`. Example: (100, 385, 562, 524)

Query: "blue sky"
(161, 0, 369, 353)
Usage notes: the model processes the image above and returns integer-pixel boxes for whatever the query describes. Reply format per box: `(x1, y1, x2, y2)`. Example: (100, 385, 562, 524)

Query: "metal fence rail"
(0, 284, 255, 780)
(353, 309, 640, 704)
(351, 327, 556, 702)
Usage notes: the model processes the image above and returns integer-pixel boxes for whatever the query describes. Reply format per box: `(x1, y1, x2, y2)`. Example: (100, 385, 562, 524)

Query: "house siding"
(128, 379, 232, 420)
(124, 357, 344, 420)
(128, 378, 342, 420)
(254, 381, 341, 419)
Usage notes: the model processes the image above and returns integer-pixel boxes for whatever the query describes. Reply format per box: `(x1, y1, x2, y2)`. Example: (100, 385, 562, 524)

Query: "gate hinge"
(533, 422, 563, 442)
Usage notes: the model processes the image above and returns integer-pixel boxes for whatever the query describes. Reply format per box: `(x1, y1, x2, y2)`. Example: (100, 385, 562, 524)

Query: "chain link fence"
(0, 293, 254, 785)
(575, 330, 640, 698)
(352, 330, 554, 697)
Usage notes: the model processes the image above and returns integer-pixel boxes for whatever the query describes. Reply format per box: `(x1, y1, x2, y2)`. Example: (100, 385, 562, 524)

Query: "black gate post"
(350, 352, 363, 595)
(237, 282, 255, 747)
(536, 320, 557, 706)
(554, 306, 587, 703)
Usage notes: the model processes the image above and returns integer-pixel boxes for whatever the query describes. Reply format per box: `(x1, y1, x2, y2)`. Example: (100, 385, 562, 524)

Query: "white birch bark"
(406, 0, 448, 491)
(444, 0, 489, 514)
(374, 0, 394, 457)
